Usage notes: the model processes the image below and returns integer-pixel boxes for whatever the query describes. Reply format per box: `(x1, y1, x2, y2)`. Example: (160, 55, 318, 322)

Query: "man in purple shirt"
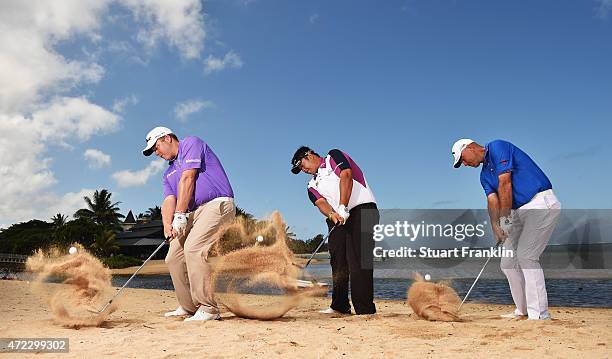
(143, 126, 235, 321)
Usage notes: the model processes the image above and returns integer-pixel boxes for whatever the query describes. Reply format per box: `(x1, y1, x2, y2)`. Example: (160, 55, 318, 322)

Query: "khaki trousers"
(165, 198, 235, 314)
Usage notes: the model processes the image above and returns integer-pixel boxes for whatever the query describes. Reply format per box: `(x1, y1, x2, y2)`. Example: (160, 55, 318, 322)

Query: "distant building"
(115, 220, 167, 259)
(122, 210, 137, 231)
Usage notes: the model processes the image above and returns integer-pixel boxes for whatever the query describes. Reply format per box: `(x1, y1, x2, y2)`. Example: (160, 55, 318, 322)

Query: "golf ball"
(256, 235, 264, 243)
(69, 246, 78, 255)
(424, 274, 431, 281)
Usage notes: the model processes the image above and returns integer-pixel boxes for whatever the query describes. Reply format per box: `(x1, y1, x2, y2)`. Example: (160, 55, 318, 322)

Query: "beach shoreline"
(1, 280, 610, 358)
(110, 257, 325, 276)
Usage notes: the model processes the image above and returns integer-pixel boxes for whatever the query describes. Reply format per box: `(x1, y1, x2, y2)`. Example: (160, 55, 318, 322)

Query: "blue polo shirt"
(480, 140, 552, 209)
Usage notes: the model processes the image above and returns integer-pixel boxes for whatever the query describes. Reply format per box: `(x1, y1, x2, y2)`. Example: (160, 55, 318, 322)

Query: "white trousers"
(500, 189, 561, 319)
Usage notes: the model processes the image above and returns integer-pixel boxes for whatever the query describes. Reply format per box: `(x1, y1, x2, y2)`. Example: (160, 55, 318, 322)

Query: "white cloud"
(0, 100, 119, 222)
(112, 159, 166, 188)
(120, 0, 205, 59)
(174, 99, 216, 121)
(112, 94, 139, 112)
(0, 0, 209, 226)
(204, 50, 243, 74)
(33, 97, 120, 144)
(309, 13, 319, 24)
(84, 149, 112, 169)
(42, 189, 97, 220)
(0, 0, 109, 114)
(1, 188, 97, 222)
(596, 0, 612, 18)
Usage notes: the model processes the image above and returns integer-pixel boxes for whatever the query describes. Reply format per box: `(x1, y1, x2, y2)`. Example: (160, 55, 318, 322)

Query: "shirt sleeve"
(308, 186, 323, 205)
(480, 172, 495, 197)
(163, 172, 174, 198)
(489, 140, 514, 174)
(328, 149, 351, 175)
(181, 137, 206, 170)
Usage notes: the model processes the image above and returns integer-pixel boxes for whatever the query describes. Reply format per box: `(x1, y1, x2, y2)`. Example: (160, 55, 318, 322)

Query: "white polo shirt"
(307, 149, 376, 212)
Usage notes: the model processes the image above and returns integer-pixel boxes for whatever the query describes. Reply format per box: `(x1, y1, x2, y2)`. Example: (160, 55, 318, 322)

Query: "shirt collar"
(312, 156, 327, 179)
(483, 143, 491, 167)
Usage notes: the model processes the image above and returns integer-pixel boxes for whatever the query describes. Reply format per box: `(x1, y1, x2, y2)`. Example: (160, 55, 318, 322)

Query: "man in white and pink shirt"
(291, 146, 379, 315)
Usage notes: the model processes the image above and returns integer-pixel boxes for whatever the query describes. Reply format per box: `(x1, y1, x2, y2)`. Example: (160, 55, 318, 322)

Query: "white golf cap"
(451, 138, 474, 168)
(142, 126, 174, 156)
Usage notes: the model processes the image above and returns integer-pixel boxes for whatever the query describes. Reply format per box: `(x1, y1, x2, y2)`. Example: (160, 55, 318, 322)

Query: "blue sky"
(1, 0, 611, 240)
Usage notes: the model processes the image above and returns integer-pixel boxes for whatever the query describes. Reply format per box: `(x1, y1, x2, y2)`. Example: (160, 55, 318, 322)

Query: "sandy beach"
(1, 280, 609, 358)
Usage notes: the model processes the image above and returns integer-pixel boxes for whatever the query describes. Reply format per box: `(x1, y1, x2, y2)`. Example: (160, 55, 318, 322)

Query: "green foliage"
(0, 220, 54, 255)
(102, 254, 143, 269)
(51, 213, 67, 228)
(235, 207, 254, 220)
(0, 188, 125, 255)
(288, 234, 327, 254)
(91, 229, 120, 257)
(146, 206, 162, 220)
(74, 189, 125, 229)
(53, 218, 105, 249)
(1, 196, 319, 260)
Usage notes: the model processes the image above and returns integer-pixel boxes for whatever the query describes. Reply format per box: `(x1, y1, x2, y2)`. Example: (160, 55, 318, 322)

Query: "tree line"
(0, 189, 327, 257)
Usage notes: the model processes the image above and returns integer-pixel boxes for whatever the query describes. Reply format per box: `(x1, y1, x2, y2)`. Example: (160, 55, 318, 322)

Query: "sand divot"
(26, 245, 117, 328)
(407, 273, 462, 322)
(213, 211, 325, 320)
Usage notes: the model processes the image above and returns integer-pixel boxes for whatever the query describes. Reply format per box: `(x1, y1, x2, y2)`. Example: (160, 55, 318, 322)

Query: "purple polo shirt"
(162, 136, 234, 211)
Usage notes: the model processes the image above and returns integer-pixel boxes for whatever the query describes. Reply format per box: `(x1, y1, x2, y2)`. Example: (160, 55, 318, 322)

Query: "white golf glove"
(499, 216, 512, 236)
(338, 204, 350, 222)
(172, 212, 188, 236)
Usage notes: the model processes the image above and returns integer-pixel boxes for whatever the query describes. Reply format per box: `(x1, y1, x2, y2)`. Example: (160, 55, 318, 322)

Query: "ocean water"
(108, 263, 612, 308)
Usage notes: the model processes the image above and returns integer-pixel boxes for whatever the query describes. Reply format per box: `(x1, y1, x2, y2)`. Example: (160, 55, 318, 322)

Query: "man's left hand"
(499, 216, 512, 236)
(338, 204, 350, 223)
(172, 212, 188, 236)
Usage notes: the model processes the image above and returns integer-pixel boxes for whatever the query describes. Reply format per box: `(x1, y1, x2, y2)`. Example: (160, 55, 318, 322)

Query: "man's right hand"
(492, 224, 507, 244)
(329, 212, 345, 225)
(164, 226, 177, 241)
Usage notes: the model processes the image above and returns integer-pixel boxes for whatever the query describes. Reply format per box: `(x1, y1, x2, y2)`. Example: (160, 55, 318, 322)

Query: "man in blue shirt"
(452, 138, 561, 320)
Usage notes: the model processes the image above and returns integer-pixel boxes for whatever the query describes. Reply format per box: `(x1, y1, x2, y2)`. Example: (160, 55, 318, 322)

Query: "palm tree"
(91, 229, 120, 257)
(146, 206, 162, 220)
(284, 225, 297, 241)
(74, 189, 125, 228)
(235, 207, 254, 220)
(50, 213, 68, 246)
(50, 213, 67, 228)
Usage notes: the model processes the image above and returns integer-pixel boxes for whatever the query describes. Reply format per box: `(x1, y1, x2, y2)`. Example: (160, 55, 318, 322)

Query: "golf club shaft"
(98, 239, 167, 312)
(458, 241, 503, 310)
(303, 225, 336, 270)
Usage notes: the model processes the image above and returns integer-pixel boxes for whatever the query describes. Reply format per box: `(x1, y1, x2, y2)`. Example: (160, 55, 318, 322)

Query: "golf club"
(458, 241, 503, 311)
(89, 238, 168, 314)
(295, 225, 337, 288)
(303, 224, 337, 270)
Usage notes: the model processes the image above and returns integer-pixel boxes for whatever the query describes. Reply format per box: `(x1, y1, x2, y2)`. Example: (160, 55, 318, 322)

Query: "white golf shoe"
(164, 306, 190, 317)
(318, 307, 351, 315)
(500, 310, 527, 319)
(184, 307, 221, 322)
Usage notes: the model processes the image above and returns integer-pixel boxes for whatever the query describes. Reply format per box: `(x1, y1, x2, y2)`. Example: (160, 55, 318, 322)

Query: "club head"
(86, 301, 111, 314)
